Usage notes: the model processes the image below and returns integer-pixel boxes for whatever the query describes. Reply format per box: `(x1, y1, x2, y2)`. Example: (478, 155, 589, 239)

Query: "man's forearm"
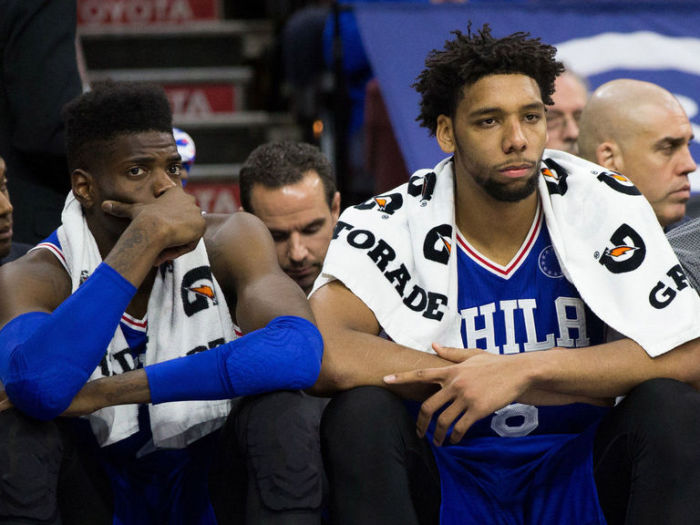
(312, 328, 449, 400)
(0, 264, 136, 420)
(103, 219, 168, 287)
(528, 336, 700, 398)
(62, 370, 151, 416)
(63, 316, 324, 415)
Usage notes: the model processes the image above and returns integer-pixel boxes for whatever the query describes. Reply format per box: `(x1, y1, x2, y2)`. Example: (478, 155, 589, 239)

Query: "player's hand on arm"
(309, 280, 450, 398)
(432, 345, 613, 407)
(385, 343, 536, 446)
(389, 335, 700, 446)
(102, 185, 205, 286)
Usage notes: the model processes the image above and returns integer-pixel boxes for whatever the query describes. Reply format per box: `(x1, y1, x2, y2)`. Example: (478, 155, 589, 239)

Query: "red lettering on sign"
(187, 182, 240, 214)
(78, 0, 218, 25)
(165, 85, 236, 117)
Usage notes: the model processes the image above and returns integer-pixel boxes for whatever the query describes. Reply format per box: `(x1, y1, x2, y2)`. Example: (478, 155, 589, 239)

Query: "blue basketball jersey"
(418, 206, 609, 525)
(453, 203, 606, 439)
(36, 231, 219, 525)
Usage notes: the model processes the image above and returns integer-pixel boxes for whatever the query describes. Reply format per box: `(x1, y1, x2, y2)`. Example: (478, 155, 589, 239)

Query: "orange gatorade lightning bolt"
(606, 245, 637, 258)
(188, 285, 215, 299)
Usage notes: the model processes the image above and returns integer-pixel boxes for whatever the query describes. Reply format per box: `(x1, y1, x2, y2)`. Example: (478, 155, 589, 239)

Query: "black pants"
(0, 392, 328, 525)
(230, 391, 328, 525)
(0, 411, 113, 525)
(321, 379, 700, 525)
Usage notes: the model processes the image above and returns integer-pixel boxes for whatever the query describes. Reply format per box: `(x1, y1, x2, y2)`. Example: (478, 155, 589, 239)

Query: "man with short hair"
(211, 141, 339, 524)
(0, 82, 322, 524)
(545, 69, 588, 155)
(310, 25, 700, 525)
(0, 155, 32, 264)
(578, 79, 696, 230)
(239, 141, 340, 295)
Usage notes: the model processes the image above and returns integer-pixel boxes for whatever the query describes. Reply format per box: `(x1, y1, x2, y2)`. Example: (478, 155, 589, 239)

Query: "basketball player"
(309, 25, 700, 525)
(0, 82, 322, 524)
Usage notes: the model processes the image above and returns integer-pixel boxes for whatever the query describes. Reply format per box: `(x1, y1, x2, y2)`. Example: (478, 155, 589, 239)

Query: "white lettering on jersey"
(490, 403, 539, 437)
(460, 302, 498, 353)
(460, 297, 586, 354)
(555, 297, 590, 347)
(519, 299, 555, 351)
(500, 300, 520, 354)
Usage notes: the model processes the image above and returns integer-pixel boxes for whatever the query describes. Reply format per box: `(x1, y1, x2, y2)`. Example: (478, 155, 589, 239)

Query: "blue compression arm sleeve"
(0, 263, 136, 420)
(145, 315, 323, 404)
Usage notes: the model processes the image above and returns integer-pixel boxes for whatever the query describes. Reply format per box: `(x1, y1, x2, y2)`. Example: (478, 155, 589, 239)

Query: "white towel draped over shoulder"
(311, 150, 700, 357)
(58, 193, 235, 449)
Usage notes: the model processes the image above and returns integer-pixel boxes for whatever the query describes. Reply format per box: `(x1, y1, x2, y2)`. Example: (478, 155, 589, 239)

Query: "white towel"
(312, 150, 700, 357)
(58, 193, 235, 449)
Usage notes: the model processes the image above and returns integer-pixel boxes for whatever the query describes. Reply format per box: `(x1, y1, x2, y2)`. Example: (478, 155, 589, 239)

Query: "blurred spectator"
(545, 69, 588, 154)
(0, 155, 31, 264)
(173, 127, 196, 186)
(0, 0, 82, 244)
(578, 78, 696, 230)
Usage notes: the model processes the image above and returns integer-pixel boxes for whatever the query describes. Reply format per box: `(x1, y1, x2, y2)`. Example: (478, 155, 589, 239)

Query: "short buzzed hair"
(239, 141, 336, 212)
(63, 80, 173, 171)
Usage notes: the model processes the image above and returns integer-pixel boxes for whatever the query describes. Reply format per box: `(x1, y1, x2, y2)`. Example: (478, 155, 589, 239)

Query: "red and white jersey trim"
(121, 311, 148, 332)
(31, 242, 69, 273)
(456, 201, 542, 280)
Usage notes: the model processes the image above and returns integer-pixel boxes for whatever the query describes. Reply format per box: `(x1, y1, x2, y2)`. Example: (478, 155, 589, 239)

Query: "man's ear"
(330, 191, 341, 222)
(71, 169, 97, 208)
(596, 141, 624, 172)
(436, 115, 456, 154)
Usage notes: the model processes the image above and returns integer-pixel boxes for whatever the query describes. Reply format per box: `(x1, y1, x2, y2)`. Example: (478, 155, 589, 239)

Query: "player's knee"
(0, 409, 62, 520)
(239, 391, 326, 511)
(623, 378, 700, 449)
(321, 386, 409, 462)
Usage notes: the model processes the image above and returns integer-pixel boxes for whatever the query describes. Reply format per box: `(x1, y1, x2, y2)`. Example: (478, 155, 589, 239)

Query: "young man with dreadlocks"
(309, 25, 700, 524)
(0, 81, 322, 524)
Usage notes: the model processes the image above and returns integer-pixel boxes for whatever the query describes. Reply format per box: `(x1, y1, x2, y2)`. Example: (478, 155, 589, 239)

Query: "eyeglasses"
(546, 110, 582, 133)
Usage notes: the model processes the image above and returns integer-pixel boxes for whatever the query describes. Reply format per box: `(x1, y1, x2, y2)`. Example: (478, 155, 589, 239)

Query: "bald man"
(578, 79, 696, 229)
(545, 70, 588, 154)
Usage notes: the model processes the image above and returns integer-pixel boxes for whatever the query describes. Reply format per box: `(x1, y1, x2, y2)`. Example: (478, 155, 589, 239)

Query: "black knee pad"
(0, 410, 62, 521)
(236, 391, 327, 511)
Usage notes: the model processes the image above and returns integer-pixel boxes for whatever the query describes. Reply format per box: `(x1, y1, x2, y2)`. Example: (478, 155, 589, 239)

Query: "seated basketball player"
(0, 81, 322, 524)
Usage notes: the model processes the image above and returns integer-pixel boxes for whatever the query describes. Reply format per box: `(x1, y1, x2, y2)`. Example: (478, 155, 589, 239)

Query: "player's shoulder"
(0, 246, 69, 282)
(204, 211, 269, 245)
(204, 211, 276, 282)
(0, 247, 72, 322)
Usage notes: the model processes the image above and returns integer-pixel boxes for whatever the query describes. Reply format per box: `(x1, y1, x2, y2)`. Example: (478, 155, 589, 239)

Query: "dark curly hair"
(413, 24, 564, 135)
(239, 141, 336, 212)
(63, 80, 173, 171)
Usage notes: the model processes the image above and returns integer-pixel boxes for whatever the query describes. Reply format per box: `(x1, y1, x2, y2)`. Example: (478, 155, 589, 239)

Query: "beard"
(478, 170, 539, 202)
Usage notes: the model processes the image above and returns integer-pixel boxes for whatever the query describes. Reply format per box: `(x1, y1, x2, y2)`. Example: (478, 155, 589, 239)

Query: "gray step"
(174, 112, 301, 165)
(188, 163, 240, 181)
(87, 66, 253, 84)
(79, 20, 274, 69)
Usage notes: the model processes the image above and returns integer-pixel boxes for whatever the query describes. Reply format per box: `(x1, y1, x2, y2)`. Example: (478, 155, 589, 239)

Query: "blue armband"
(145, 315, 323, 404)
(0, 263, 136, 420)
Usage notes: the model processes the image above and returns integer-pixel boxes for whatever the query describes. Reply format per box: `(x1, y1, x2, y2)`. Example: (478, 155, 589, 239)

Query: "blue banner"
(354, 2, 700, 189)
